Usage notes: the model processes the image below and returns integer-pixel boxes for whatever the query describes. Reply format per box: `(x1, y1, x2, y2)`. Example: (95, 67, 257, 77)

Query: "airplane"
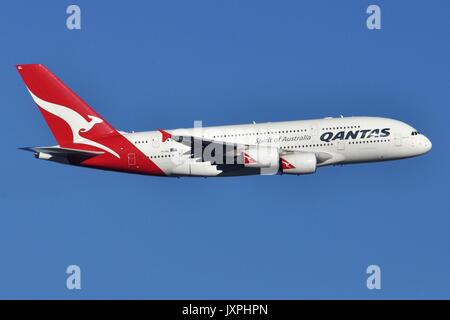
(16, 64, 432, 177)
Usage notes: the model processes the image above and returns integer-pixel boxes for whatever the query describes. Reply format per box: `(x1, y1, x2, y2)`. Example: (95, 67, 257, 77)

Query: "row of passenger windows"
(275, 139, 389, 149)
(348, 139, 390, 144)
(284, 143, 334, 149)
(322, 125, 361, 130)
(136, 126, 366, 143)
(213, 129, 307, 138)
(146, 154, 174, 159)
(135, 139, 173, 144)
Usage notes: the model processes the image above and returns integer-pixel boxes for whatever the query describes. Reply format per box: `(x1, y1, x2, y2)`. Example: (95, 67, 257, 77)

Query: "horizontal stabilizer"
(19, 146, 104, 163)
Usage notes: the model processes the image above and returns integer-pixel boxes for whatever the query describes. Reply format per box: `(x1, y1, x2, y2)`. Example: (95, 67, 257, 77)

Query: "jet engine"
(242, 146, 279, 174)
(242, 146, 279, 168)
(280, 153, 316, 174)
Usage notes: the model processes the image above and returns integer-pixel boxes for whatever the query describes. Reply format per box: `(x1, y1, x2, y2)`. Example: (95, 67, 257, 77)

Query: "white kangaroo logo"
(80, 115, 103, 132)
(27, 89, 120, 158)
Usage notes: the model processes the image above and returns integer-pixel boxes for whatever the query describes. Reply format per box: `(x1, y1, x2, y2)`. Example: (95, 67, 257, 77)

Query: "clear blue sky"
(0, 1, 448, 299)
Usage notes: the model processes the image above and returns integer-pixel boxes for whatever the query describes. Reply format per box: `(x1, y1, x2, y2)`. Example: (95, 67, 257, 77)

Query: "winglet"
(157, 128, 172, 142)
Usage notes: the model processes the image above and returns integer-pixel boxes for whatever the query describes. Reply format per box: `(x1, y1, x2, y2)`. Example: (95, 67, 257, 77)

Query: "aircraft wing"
(158, 128, 249, 159)
(158, 129, 339, 167)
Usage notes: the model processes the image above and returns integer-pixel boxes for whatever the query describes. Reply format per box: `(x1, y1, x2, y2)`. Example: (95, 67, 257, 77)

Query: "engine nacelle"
(242, 146, 279, 173)
(281, 153, 317, 174)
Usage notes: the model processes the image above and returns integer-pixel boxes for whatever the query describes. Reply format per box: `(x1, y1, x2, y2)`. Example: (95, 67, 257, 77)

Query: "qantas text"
(320, 128, 391, 142)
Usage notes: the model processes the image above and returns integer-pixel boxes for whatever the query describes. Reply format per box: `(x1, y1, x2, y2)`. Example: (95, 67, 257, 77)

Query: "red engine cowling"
(242, 146, 279, 175)
(281, 153, 316, 174)
(242, 146, 279, 168)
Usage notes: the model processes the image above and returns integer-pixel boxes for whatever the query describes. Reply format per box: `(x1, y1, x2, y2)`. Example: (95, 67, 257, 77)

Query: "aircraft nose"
(421, 135, 432, 153)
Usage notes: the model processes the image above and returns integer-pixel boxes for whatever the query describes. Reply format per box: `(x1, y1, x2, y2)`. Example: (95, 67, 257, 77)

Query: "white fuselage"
(18, 66, 431, 178)
(123, 116, 432, 177)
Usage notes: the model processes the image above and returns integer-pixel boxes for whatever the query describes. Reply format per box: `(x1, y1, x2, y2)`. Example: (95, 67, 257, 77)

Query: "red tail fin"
(16, 64, 117, 147)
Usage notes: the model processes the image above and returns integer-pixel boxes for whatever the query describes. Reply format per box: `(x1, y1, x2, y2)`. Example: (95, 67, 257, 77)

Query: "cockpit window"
(411, 131, 420, 136)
